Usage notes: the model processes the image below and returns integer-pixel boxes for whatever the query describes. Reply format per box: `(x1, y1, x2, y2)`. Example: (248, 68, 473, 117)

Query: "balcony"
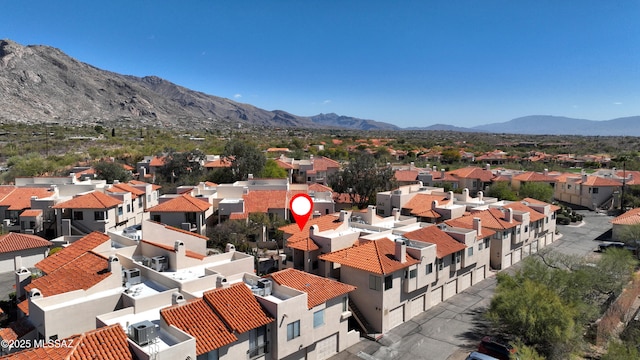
(248, 342, 268, 358)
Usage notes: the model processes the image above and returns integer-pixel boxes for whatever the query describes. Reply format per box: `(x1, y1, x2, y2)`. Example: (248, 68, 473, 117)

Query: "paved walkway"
(330, 210, 614, 360)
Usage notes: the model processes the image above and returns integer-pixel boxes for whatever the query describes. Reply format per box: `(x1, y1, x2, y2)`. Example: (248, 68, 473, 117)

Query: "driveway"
(330, 210, 613, 360)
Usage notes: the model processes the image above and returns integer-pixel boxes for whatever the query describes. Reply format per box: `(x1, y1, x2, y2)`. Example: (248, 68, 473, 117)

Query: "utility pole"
(621, 159, 626, 212)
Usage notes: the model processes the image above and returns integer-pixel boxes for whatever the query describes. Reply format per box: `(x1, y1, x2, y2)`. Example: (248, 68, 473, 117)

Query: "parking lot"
(330, 210, 614, 360)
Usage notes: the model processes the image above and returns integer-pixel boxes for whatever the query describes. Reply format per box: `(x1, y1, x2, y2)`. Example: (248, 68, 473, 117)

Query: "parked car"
(466, 351, 499, 360)
(477, 336, 517, 360)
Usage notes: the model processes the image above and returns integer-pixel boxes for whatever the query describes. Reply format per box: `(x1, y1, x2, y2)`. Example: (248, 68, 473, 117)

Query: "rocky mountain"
(0, 39, 395, 131)
(472, 115, 640, 136)
(405, 124, 476, 132)
(309, 113, 399, 130)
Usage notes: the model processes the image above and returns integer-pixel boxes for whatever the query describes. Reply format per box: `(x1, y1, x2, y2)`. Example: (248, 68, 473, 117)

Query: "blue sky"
(3, 1, 639, 128)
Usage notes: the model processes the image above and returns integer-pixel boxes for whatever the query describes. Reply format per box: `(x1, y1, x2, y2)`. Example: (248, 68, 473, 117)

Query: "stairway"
(348, 299, 382, 340)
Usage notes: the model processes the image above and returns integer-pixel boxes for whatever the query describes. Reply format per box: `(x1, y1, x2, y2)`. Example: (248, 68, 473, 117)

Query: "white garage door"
(523, 244, 531, 257)
(431, 286, 443, 306)
(458, 273, 471, 292)
(513, 248, 522, 264)
(503, 253, 512, 269)
(474, 266, 486, 284)
(411, 295, 425, 318)
(444, 279, 457, 300)
(316, 333, 338, 360)
(388, 305, 404, 330)
(531, 240, 539, 252)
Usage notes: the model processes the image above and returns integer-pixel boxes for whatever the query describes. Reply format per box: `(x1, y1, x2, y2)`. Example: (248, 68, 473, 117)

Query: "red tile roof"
(403, 226, 467, 258)
(611, 207, 640, 225)
(402, 194, 450, 218)
(0, 233, 51, 254)
(18, 209, 42, 217)
(161, 298, 237, 355)
(149, 156, 166, 167)
(318, 238, 420, 275)
(128, 180, 162, 191)
(308, 183, 333, 192)
(504, 202, 546, 222)
(0, 188, 53, 211)
(310, 156, 340, 172)
(140, 240, 205, 260)
(0, 318, 34, 342)
(268, 268, 355, 309)
(25, 251, 110, 297)
(147, 194, 211, 213)
(204, 157, 232, 168)
(161, 223, 209, 239)
(52, 191, 122, 209)
(35, 232, 110, 274)
(512, 171, 558, 182)
(394, 170, 419, 182)
(275, 159, 295, 170)
(1, 324, 133, 360)
(522, 197, 561, 212)
(280, 213, 344, 244)
(447, 167, 495, 182)
(446, 208, 520, 230)
(286, 237, 320, 251)
(203, 283, 274, 334)
(16, 301, 29, 317)
(106, 183, 145, 199)
(580, 175, 621, 187)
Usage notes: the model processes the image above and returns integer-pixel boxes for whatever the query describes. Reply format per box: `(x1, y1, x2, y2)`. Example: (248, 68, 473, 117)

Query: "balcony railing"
(248, 342, 268, 358)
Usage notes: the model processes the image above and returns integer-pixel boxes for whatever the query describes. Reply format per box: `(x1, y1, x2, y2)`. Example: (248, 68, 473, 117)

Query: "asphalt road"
(330, 210, 614, 360)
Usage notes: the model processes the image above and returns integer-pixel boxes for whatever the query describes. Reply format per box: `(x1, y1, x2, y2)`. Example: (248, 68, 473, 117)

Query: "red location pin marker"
(290, 193, 313, 231)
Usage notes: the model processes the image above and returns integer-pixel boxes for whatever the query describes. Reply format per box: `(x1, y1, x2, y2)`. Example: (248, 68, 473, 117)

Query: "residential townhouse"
(610, 207, 640, 241)
(511, 170, 558, 192)
(147, 193, 213, 236)
(554, 173, 621, 210)
(3, 219, 361, 360)
(445, 166, 495, 195)
(0, 187, 54, 234)
(316, 219, 493, 335)
(52, 190, 132, 236)
(0, 233, 52, 273)
(275, 155, 340, 185)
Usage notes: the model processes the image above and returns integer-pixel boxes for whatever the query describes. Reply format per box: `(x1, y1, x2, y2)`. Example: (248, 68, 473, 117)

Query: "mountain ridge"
(1, 39, 638, 135)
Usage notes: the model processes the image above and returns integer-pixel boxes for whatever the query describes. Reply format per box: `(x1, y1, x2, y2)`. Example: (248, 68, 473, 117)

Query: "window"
(384, 275, 393, 290)
(126, 204, 131, 213)
(73, 211, 83, 221)
(342, 297, 348, 312)
(484, 238, 490, 248)
(186, 212, 197, 224)
(409, 269, 417, 279)
(138, 197, 143, 207)
(287, 320, 300, 340)
(94, 211, 106, 221)
(197, 349, 218, 360)
(313, 309, 325, 328)
(524, 225, 529, 233)
(437, 258, 444, 271)
(468, 247, 474, 257)
(426, 263, 433, 275)
(249, 325, 267, 357)
(592, 187, 599, 194)
(118, 207, 123, 216)
(152, 214, 161, 223)
(369, 275, 381, 291)
(479, 241, 484, 250)
(455, 251, 461, 264)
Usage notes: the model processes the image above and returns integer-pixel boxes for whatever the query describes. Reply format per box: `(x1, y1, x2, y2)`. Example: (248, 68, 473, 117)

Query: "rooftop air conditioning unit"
(123, 268, 142, 285)
(129, 320, 158, 346)
(257, 279, 272, 296)
(151, 256, 168, 272)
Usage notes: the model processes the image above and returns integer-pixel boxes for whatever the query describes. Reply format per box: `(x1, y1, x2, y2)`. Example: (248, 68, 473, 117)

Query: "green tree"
(441, 148, 461, 163)
(156, 149, 205, 186)
(519, 182, 554, 202)
(94, 161, 132, 183)
(486, 182, 518, 201)
(487, 275, 579, 358)
(328, 152, 397, 208)
(222, 140, 266, 181)
(601, 341, 640, 360)
(260, 159, 288, 179)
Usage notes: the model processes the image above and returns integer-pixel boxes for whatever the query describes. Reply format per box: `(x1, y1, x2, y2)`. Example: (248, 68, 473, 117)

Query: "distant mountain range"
(1, 39, 638, 136)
